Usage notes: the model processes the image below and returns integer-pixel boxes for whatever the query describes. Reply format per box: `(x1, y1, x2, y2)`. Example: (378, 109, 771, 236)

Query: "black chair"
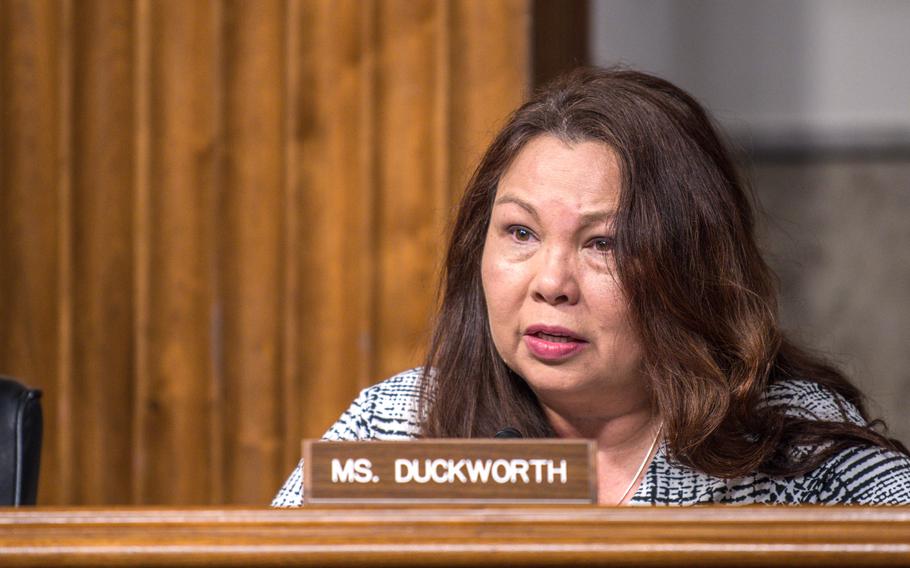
(0, 377, 42, 506)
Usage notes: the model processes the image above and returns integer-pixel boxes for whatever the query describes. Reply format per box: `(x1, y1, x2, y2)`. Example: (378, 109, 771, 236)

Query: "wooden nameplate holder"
(302, 439, 596, 504)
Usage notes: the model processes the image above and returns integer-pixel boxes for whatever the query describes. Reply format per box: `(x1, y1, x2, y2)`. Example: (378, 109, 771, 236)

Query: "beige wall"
(755, 158, 910, 445)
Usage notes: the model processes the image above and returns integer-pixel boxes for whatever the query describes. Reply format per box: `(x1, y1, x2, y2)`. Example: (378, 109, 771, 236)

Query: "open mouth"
(524, 325, 586, 342)
(523, 325, 588, 354)
(523, 327, 588, 360)
(531, 331, 578, 343)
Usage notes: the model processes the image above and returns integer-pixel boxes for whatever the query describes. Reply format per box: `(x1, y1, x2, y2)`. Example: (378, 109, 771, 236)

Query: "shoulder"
(763, 379, 910, 503)
(639, 378, 910, 505)
(642, 444, 910, 506)
(763, 378, 866, 425)
(271, 368, 427, 507)
(807, 444, 910, 504)
(322, 367, 426, 441)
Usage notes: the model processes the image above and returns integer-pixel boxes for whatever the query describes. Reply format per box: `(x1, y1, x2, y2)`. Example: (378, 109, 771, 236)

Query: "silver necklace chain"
(616, 422, 663, 505)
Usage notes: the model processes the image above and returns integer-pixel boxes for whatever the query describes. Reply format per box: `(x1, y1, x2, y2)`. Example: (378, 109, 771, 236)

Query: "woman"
(273, 67, 910, 506)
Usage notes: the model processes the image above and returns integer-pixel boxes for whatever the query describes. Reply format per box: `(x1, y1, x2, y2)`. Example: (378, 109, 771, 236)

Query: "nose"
(530, 245, 580, 306)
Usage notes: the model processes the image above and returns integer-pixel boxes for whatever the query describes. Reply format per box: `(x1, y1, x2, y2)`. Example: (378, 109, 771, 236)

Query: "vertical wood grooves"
(292, 0, 318, 444)
(209, 0, 226, 506)
(0, 0, 529, 506)
(297, 0, 370, 438)
(131, 0, 152, 506)
(275, 0, 290, 491)
(373, 0, 390, 379)
(280, 0, 302, 474)
(375, 0, 440, 378)
(0, 0, 70, 506)
(55, 0, 74, 506)
(72, 0, 138, 504)
(144, 0, 221, 504)
(432, 0, 452, 314)
(220, 0, 285, 503)
(361, 0, 379, 390)
(205, 0, 223, 505)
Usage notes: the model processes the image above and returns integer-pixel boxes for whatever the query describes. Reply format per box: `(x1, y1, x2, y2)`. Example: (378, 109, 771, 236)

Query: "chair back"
(0, 377, 42, 506)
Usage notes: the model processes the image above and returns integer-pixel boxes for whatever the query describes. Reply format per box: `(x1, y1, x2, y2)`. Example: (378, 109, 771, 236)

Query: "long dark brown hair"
(420, 67, 906, 477)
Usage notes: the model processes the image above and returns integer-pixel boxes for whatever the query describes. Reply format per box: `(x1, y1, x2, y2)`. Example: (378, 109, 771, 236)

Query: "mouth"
(524, 325, 586, 343)
(530, 332, 575, 343)
(523, 325, 588, 361)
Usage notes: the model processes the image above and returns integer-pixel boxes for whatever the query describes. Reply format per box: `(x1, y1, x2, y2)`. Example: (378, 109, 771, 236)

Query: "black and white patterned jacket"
(272, 368, 910, 507)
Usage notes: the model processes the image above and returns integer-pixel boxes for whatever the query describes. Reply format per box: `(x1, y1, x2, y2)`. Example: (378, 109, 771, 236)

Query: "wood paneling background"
(0, 0, 529, 505)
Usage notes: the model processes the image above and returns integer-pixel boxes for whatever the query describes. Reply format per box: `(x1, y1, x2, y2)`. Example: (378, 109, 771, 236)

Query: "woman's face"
(481, 135, 645, 415)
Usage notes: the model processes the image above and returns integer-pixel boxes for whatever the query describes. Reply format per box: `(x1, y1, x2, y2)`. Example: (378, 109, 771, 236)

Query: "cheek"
(583, 267, 626, 315)
(594, 284, 642, 362)
(481, 247, 524, 315)
(579, 272, 637, 335)
(481, 243, 525, 349)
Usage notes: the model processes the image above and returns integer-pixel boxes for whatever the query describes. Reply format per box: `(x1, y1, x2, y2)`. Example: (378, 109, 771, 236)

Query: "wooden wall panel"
(374, 0, 449, 378)
(221, 0, 286, 504)
(0, 0, 530, 505)
(0, 0, 70, 506)
(71, 0, 135, 505)
(449, 0, 529, 205)
(290, 0, 379, 447)
(141, 0, 221, 504)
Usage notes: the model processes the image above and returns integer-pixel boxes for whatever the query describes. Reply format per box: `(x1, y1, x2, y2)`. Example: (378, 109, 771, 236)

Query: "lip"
(523, 324, 588, 361)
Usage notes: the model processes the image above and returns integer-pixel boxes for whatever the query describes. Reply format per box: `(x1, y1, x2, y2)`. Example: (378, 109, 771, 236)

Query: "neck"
(539, 390, 661, 505)
(543, 399, 656, 451)
(538, 379, 656, 449)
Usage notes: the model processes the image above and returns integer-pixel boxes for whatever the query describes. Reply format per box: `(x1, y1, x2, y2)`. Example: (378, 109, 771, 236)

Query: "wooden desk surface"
(1, 506, 910, 566)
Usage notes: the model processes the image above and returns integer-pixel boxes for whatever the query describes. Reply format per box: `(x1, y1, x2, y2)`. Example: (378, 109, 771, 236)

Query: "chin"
(512, 362, 593, 395)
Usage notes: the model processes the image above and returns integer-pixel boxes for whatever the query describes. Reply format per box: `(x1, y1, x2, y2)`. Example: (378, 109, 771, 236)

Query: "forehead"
(496, 135, 622, 210)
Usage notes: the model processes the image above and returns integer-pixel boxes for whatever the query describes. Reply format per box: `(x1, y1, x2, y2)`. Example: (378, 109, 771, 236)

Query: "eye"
(588, 236, 615, 252)
(507, 225, 535, 242)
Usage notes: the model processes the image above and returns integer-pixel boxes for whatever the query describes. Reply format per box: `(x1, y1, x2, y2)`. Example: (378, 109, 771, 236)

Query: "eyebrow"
(493, 195, 615, 228)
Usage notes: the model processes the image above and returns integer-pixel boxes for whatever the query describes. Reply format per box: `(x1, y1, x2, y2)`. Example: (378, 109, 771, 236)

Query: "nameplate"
(302, 439, 596, 504)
